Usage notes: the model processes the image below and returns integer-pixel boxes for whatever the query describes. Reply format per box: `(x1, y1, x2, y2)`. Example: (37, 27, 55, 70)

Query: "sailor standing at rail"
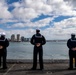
(30, 29, 46, 70)
(0, 32, 9, 69)
(67, 34, 76, 70)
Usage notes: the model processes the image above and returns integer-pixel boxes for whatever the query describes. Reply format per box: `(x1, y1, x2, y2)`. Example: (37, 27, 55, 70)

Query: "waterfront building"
(21, 36, 25, 42)
(11, 34, 15, 42)
(25, 38, 30, 42)
(17, 34, 21, 42)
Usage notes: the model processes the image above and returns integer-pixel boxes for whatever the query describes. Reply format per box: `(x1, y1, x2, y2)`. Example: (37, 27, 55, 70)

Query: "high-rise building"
(11, 34, 15, 41)
(21, 36, 25, 42)
(17, 34, 20, 41)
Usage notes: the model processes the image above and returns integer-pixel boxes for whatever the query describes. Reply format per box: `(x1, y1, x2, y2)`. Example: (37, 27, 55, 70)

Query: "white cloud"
(64, 0, 76, 9)
(11, 0, 53, 21)
(7, 23, 25, 28)
(7, 17, 54, 28)
(4, 29, 35, 38)
(9, 0, 76, 23)
(0, 0, 13, 19)
(1, 0, 76, 40)
(0, 19, 18, 24)
(1, 16, 76, 40)
(42, 17, 76, 40)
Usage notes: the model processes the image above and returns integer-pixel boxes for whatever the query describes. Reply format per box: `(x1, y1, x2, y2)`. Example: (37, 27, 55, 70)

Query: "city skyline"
(0, 0, 76, 40)
(10, 34, 30, 42)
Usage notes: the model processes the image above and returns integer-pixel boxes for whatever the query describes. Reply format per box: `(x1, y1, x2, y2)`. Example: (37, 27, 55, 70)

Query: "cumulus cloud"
(0, 0, 76, 40)
(11, 0, 52, 22)
(0, 0, 12, 19)
(43, 17, 76, 39)
(7, 17, 54, 28)
(64, 0, 76, 10)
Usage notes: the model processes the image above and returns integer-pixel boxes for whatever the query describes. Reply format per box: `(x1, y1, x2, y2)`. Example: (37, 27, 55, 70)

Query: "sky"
(0, 0, 76, 40)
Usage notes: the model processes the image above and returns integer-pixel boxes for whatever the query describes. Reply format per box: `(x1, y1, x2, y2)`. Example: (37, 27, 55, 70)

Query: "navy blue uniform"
(0, 37, 9, 69)
(30, 33, 46, 70)
(67, 39, 76, 69)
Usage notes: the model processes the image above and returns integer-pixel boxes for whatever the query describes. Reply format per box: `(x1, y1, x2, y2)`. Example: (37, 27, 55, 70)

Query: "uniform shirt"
(0, 39, 9, 49)
(67, 38, 76, 49)
(30, 33, 46, 46)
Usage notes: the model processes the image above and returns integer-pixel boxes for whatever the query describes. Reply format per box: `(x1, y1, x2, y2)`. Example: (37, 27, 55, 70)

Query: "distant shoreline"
(9, 40, 67, 42)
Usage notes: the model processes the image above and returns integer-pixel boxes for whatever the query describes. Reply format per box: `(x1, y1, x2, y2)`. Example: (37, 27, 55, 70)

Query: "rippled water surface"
(7, 42, 69, 59)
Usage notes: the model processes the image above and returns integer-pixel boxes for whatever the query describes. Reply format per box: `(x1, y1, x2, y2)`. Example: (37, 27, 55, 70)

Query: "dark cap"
(36, 29, 40, 32)
(71, 33, 75, 36)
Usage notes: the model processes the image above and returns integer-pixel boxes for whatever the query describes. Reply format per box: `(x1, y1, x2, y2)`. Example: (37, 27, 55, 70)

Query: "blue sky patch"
(53, 16, 72, 22)
(6, 0, 20, 4)
(31, 14, 52, 22)
(8, 6, 15, 12)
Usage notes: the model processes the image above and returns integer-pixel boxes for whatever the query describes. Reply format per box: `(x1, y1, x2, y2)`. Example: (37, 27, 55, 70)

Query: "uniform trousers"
(0, 50, 7, 68)
(32, 46, 43, 69)
(69, 50, 76, 68)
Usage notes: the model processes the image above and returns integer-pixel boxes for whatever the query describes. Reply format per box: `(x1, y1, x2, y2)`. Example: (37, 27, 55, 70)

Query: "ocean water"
(7, 41, 69, 59)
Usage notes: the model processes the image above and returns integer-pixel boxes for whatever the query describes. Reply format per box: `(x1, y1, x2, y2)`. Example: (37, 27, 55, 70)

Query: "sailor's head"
(36, 29, 40, 33)
(1, 32, 6, 36)
(71, 33, 75, 39)
(71, 33, 75, 36)
(0, 32, 6, 38)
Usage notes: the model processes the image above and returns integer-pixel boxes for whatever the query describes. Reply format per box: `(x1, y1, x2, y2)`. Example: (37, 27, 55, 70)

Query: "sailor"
(67, 34, 76, 70)
(0, 32, 9, 69)
(30, 29, 46, 70)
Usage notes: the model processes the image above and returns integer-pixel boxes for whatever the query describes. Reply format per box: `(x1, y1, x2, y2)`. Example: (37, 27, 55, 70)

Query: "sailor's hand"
(36, 43, 41, 47)
(72, 47, 76, 51)
(0, 45, 3, 49)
